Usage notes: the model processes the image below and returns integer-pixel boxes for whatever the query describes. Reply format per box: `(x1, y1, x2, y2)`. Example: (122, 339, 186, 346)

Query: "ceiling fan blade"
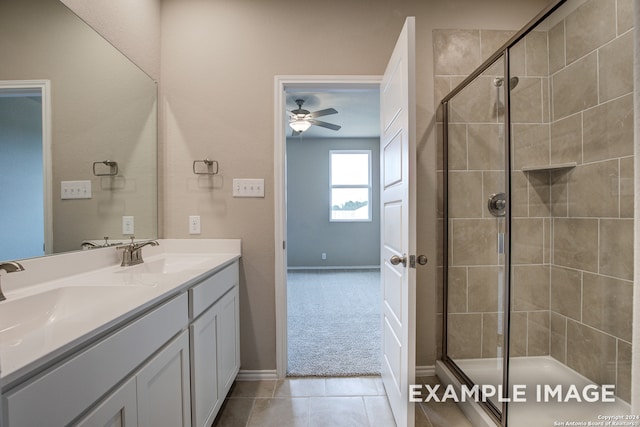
(309, 108, 338, 118)
(308, 119, 341, 131)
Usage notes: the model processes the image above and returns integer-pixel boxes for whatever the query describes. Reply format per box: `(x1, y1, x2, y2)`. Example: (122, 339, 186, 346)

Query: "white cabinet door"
(190, 304, 220, 427)
(75, 377, 138, 427)
(216, 286, 240, 397)
(137, 330, 191, 427)
(190, 285, 240, 427)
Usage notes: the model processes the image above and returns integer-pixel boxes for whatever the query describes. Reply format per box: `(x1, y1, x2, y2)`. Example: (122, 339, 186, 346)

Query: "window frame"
(329, 149, 372, 223)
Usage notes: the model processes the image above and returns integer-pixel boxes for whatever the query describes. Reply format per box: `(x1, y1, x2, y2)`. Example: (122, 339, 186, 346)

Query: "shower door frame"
(439, 0, 567, 425)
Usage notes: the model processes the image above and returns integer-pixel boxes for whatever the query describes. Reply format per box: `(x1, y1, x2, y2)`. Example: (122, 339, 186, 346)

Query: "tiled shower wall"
(435, 0, 633, 403)
(544, 0, 633, 403)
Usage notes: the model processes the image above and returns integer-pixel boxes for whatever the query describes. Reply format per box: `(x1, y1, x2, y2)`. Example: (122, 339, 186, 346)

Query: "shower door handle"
(390, 254, 407, 267)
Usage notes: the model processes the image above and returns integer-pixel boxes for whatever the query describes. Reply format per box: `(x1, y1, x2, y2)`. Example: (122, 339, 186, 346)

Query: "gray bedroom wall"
(286, 137, 380, 268)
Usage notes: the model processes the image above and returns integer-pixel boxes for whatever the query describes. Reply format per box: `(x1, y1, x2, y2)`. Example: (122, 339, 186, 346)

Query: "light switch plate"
(61, 180, 92, 199)
(232, 179, 265, 198)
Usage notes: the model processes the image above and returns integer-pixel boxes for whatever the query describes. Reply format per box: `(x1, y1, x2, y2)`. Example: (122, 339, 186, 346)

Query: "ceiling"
(285, 89, 380, 139)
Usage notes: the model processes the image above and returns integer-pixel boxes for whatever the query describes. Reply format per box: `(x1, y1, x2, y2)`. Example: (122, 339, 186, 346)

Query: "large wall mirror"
(0, 0, 157, 261)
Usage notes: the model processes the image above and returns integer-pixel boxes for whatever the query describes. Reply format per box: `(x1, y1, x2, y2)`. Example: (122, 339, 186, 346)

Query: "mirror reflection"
(0, 0, 158, 261)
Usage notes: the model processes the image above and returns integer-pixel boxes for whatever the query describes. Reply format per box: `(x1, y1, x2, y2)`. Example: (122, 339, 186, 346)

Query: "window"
(330, 150, 372, 222)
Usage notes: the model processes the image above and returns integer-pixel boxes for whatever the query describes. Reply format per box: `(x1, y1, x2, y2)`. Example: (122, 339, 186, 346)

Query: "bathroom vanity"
(0, 239, 241, 427)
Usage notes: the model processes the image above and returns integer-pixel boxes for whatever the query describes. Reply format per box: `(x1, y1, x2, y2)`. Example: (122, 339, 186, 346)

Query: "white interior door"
(380, 17, 416, 427)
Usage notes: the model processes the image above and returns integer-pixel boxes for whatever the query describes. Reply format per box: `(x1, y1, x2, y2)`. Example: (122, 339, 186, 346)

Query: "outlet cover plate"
(189, 215, 201, 234)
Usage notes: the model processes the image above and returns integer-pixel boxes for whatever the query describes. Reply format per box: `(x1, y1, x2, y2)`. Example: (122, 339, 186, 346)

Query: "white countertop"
(0, 239, 241, 389)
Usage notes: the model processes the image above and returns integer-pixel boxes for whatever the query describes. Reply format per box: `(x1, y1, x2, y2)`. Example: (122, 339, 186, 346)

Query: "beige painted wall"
(160, 0, 551, 371)
(64, 0, 553, 371)
(61, 0, 161, 80)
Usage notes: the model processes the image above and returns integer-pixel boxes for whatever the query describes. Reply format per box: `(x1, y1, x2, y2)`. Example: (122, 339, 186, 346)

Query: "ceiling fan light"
(289, 119, 311, 132)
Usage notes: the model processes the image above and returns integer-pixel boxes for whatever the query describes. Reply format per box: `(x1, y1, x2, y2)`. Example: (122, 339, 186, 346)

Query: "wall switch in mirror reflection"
(61, 180, 92, 199)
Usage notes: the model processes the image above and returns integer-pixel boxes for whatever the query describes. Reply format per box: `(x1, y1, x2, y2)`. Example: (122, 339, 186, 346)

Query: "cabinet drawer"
(4, 293, 188, 427)
(189, 261, 238, 319)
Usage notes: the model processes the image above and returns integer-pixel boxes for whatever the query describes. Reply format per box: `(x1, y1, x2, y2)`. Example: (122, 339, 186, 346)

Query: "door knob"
(390, 254, 407, 267)
(416, 255, 428, 265)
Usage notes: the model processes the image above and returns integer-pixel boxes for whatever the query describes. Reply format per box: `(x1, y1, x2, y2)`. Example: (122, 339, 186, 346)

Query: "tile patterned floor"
(212, 376, 474, 427)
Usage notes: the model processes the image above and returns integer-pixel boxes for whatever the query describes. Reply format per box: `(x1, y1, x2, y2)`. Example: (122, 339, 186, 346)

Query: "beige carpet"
(287, 269, 381, 376)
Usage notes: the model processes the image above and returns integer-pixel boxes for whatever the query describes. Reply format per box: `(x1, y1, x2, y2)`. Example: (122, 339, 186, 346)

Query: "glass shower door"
(444, 54, 508, 419)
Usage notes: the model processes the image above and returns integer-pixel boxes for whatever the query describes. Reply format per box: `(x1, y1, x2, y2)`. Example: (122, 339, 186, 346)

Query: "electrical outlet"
(189, 215, 201, 234)
(321, 252, 327, 260)
(122, 216, 134, 235)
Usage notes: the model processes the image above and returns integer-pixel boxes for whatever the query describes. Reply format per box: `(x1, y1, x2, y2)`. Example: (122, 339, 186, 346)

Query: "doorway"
(0, 80, 51, 260)
(274, 77, 383, 378)
(284, 89, 381, 375)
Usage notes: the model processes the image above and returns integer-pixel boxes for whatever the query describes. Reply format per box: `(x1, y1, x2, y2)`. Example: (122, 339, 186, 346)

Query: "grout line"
(465, 266, 469, 313)
(565, 315, 628, 343)
(525, 311, 530, 356)
(596, 218, 600, 276)
(563, 315, 568, 364)
(465, 124, 469, 171)
(596, 48, 601, 105)
(618, 158, 621, 218)
(615, 0, 619, 35)
(244, 398, 257, 427)
(523, 36, 528, 77)
(579, 270, 584, 324)
(562, 19, 567, 71)
(615, 338, 619, 390)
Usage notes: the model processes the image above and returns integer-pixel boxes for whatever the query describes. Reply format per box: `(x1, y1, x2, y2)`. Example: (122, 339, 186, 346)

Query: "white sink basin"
(0, 286, 151, 344)
(117, 255, 215, 275)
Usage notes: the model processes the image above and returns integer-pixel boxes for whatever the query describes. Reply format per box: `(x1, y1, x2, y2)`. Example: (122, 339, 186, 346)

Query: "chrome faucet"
(0, 261, 25, 301)
(116, 237, 159, 267)
(81, 240, 99, 249)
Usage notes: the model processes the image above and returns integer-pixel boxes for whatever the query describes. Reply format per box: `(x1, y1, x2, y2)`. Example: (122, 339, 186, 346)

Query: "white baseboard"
(416, 365, 436, 377)
(236, 369, 278, 381)
(287, 266, 381, 271)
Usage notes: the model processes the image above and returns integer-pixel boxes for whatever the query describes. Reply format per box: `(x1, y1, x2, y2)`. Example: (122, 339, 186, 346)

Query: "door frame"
(0, 79, 52, 255)
(274, 75, 382, 378)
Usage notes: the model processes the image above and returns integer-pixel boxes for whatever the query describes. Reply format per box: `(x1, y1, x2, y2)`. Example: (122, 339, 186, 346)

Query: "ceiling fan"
(288, 98, 341, 135)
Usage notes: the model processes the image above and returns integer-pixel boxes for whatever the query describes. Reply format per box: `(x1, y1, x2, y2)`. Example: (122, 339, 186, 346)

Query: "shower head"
(493, 76, 519, 89)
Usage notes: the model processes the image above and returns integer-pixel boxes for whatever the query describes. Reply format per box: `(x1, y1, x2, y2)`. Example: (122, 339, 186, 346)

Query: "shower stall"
(437, 0, 633, 425)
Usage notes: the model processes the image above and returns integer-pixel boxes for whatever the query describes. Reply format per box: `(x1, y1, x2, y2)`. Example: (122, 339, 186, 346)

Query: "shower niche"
(436, 0, 633, 425)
